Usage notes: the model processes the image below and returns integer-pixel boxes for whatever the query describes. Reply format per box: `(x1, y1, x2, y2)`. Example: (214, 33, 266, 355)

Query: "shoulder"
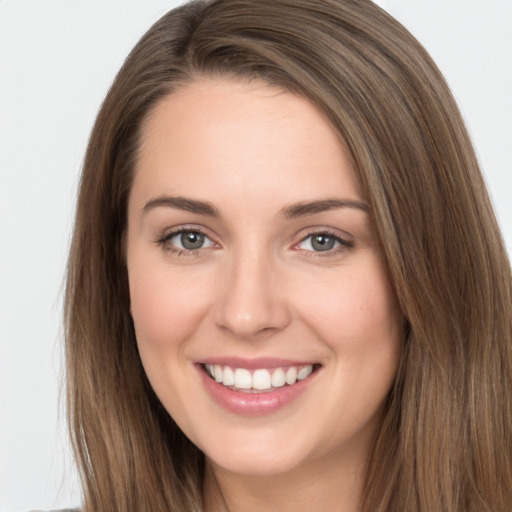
(29, 509, 80, 512)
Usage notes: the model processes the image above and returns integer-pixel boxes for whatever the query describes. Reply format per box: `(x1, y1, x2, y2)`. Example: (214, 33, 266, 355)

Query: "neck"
(203, 445, 367, 512)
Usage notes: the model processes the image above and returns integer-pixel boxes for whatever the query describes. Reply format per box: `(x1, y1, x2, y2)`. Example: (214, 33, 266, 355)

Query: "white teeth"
(297, 365, 313, 381)
(234, 368, 252, 389)
(205, 364, 316, 391)
(285, 367, 298, 385)
(222, 366, 235, 386)
(271, 368, 286, 388)
(252, 369, 272, 390)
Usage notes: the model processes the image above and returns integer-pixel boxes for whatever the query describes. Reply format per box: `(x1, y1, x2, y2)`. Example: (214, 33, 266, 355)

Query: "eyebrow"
(280, 198, 369, 219)
(142, 195, 368, 218)
(143, 196, 220, 217)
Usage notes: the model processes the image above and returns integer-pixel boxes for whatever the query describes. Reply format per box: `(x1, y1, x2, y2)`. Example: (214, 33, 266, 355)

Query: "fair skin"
(126, 78, 402, 512)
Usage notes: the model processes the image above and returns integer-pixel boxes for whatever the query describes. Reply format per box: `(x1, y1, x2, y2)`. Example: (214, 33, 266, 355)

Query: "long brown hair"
(65, 1, 512, 510)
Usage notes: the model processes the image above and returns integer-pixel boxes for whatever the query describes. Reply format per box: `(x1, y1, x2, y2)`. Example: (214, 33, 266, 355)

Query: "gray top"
(30, 509, 79, 512)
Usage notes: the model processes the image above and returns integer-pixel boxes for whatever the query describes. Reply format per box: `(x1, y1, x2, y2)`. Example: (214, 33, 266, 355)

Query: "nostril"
(213, 266, 291, 337)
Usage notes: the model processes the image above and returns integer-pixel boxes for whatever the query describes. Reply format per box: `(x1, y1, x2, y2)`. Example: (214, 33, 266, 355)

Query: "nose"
(214, 249, 291, 339)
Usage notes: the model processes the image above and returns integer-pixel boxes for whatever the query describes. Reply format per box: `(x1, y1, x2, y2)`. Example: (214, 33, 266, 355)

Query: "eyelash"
(155, 227, 354, 258)
(155, 227, 216, 258)
(295, 229, 354, 258)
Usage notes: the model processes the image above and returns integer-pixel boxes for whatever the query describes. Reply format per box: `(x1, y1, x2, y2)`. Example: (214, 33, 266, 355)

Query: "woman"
(64, 0, 512, 510)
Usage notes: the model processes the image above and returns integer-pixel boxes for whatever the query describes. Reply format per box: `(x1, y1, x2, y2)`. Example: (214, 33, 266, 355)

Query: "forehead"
(132, 78, 362, 210)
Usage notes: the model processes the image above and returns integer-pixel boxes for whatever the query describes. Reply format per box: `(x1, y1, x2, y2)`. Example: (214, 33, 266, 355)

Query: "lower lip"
(197, 365, 318, 416)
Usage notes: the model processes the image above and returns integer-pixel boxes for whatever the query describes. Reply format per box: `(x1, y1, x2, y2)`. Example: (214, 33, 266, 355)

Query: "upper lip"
(197, 356, 320, 370)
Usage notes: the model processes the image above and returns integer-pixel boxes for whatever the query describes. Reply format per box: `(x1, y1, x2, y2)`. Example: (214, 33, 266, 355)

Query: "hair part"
(65, 1, 512, 510)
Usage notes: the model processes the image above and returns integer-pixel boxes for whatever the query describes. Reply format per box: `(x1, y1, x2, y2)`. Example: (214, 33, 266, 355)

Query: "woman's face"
(127, 78, 402, 477)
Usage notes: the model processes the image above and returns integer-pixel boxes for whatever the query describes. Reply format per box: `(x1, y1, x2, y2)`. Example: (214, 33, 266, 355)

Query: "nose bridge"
(214, 243, 290, 338)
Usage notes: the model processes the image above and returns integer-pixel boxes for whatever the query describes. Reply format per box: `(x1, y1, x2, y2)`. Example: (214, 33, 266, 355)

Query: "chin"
(197, 425, 318, 477)
(206, 449, 307, 477)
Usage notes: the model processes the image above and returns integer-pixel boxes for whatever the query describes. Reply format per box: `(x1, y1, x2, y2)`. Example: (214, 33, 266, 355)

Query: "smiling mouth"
(202, 363, 321, 393)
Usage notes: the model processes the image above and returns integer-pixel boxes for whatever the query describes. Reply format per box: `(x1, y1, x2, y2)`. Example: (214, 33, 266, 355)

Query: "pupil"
(181, 231, 204, 250)
(312, 235, 335, 251)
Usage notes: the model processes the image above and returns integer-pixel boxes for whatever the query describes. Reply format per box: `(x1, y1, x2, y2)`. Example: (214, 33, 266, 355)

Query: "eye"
(297, 232, 353, 253)
(158, 229, 216, 253)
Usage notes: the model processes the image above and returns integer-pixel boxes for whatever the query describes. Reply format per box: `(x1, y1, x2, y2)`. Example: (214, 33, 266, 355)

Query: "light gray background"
(1, 1, 511, 510)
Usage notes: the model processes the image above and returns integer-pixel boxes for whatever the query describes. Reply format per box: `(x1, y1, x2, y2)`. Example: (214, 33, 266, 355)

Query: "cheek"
(301, 265, 402, 427)
(306, 272, 398, 337)
(127, 256, 210, 415)
(297, 262, 402, 372)
(128, 256, 211, 350)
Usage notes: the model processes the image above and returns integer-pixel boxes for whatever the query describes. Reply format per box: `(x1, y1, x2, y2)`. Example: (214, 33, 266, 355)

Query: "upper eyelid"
(159, 225, 216, 241)
(300, 231, 346, 243)
(295, 226, 353, 242)
(296, 232, 352, 248)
